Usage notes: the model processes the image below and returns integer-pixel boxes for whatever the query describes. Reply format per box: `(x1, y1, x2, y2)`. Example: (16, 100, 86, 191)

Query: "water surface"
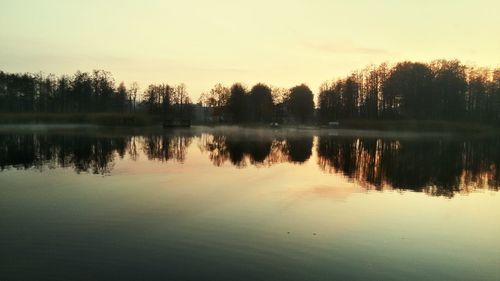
(1, 127, 499, 280)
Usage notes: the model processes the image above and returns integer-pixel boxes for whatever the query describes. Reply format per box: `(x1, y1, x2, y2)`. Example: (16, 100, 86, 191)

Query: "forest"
(0, 59, 499, 125)
(318, 60, 500, 124)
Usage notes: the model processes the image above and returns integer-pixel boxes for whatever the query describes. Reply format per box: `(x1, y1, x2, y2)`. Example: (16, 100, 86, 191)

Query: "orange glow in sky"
(1, 0, 499, 100)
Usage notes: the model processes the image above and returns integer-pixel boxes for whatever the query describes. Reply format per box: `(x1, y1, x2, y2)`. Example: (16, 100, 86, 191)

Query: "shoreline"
(0, 113, 498, 136)
(1, 125, 499, 140)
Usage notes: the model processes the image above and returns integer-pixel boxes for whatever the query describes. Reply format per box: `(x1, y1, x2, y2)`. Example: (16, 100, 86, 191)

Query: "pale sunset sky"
(1, 0, 499, 100)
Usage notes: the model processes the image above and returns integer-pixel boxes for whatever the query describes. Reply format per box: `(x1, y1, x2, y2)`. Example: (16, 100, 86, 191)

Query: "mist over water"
(1, 128, 499, 280)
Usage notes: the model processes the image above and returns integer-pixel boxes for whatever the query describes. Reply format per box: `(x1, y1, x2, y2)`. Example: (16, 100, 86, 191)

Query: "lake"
(1, 127, 499, 281)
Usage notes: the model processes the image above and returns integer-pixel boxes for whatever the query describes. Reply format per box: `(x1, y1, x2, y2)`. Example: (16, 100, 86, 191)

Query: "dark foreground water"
(1, 127, 499, 281)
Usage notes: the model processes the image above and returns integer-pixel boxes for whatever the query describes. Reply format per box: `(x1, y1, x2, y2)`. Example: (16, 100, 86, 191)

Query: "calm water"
(1, 127, 499, 281)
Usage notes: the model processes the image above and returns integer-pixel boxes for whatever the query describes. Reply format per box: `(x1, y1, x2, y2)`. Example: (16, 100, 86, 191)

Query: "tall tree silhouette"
(288, 84, 315, 122)
(430, 60, 467, 119)
(199, 83, 230, 122)
(226, 83, 248, 123)
(249, 83, 273, 122)
(384, 62, 433, 119)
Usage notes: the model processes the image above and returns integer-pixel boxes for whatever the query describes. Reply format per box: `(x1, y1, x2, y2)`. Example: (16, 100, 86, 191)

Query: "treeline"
(198, 83, 315, 123)
(142, 83, 192, 118)
(0, 70, 134, 113)
(0, 70, 190, 117)
(1, 59, 499, 125)
(318, 60, 500, 124)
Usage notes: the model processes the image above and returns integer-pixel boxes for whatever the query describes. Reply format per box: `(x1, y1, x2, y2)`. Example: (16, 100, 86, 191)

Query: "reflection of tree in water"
(142, 134, 193, 163)
(317, 136, 500, 197)
(3, 132, 498, 197)
(199, 134, 313, 167)
(198, 134, 230, 166)
(128, 136, 140, 161)
(286, 137, 314, 163)
(0, 133, 194, 174)
(0, 134, 129, 174)
(461, 139, 500, 190)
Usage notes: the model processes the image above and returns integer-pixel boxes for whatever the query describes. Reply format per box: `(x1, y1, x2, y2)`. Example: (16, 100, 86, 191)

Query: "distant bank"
(0, 113, 498, 134)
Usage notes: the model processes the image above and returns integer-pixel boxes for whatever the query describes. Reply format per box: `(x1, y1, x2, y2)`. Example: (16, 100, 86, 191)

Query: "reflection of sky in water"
(1, 131, 500, 280)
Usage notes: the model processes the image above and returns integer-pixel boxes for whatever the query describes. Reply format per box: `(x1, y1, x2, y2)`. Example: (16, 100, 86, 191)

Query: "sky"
(1, 0, 499, 100)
